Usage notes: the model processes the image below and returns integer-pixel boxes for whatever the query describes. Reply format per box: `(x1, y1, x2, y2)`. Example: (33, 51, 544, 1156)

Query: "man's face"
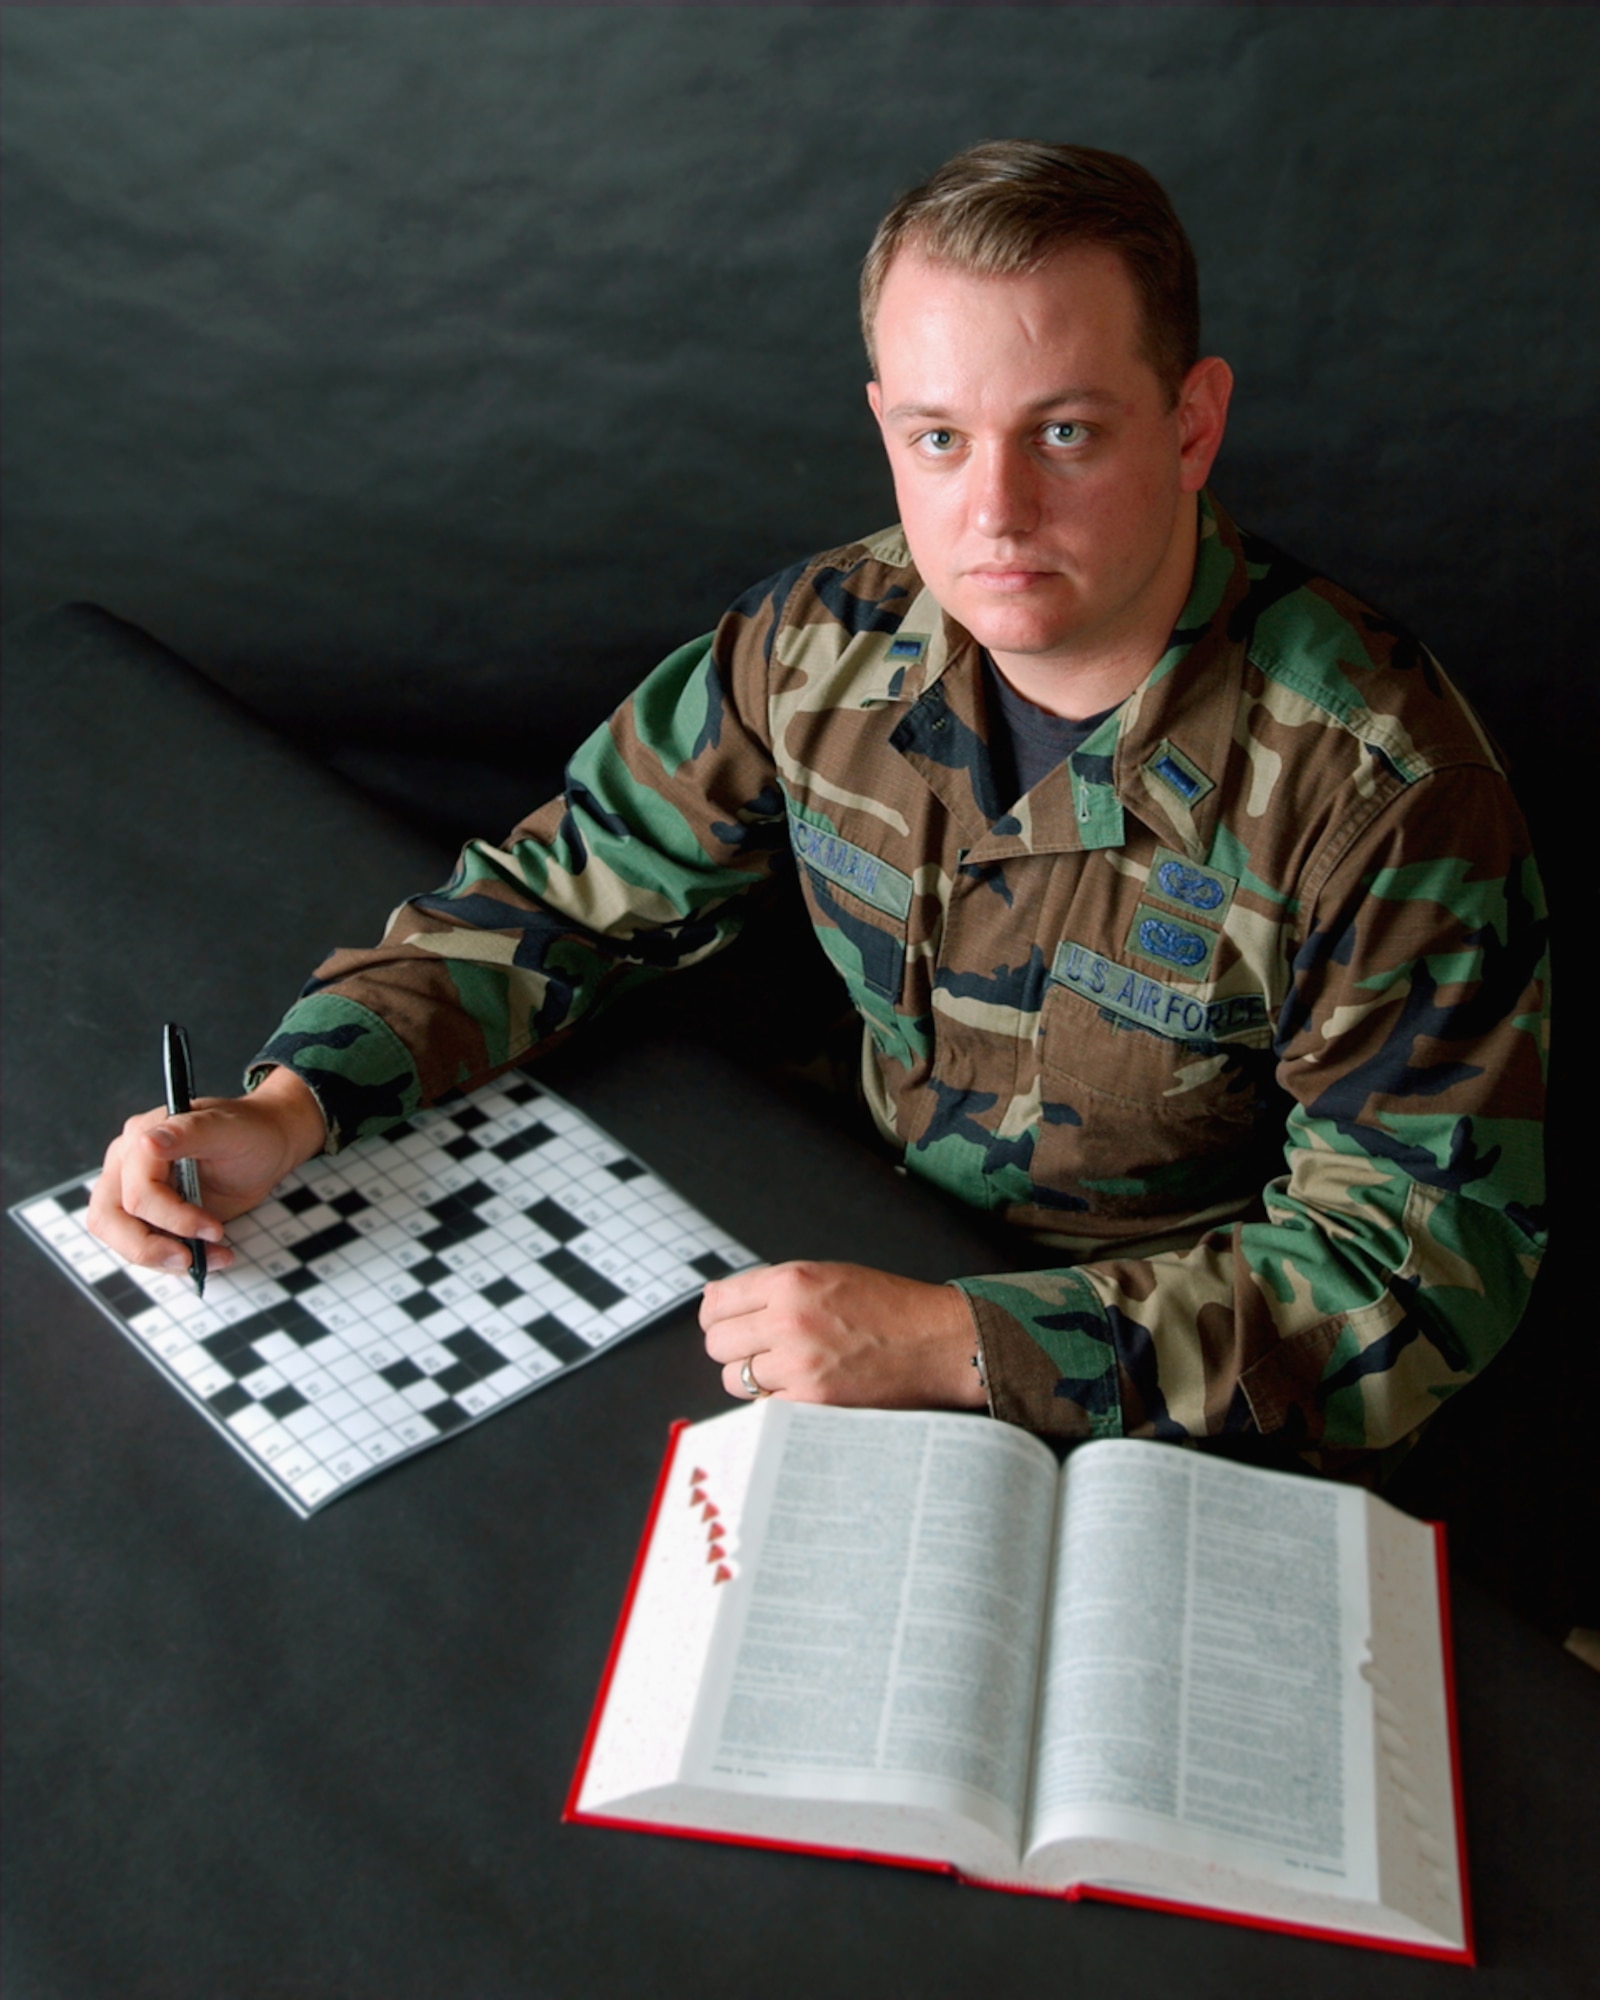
(866, 245, 1230, 691)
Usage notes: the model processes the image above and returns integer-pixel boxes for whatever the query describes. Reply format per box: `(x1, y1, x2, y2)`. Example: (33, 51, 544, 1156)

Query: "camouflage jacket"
(254, 494, 1549, 1464)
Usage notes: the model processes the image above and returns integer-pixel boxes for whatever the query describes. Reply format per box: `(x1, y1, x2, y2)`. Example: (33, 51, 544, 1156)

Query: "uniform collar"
(889, 490, 1250, 861)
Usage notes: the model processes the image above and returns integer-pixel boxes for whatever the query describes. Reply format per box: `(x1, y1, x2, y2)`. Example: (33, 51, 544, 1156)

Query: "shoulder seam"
(1298, 759, 1519, 910)
(1244, 640, 1503, 786)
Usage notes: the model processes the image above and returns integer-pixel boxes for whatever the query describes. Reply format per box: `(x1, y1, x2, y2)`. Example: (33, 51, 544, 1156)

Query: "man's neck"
(989, 649, 1151, 720)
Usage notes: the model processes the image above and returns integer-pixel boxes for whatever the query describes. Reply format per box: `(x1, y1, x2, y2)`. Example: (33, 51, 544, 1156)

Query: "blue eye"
(919, 429, 958, 454)
(1043, 422, 1088, 447)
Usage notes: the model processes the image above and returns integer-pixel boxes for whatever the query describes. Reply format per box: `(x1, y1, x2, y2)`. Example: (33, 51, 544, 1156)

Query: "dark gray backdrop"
(3, 0, 1594, 1612)
(4, 3, 1596, 835)
(4, 19, 1597, 1989)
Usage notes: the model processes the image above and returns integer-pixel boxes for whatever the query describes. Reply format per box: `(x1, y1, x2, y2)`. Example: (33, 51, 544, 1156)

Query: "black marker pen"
(161, 1022, 207, 1297)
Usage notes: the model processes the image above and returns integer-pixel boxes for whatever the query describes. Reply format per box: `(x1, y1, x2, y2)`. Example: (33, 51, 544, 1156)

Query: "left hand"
(700, 1260, 985, 1411)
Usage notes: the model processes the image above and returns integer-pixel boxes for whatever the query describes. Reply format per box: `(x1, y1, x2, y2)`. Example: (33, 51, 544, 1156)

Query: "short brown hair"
(860, 141, 1199, 404)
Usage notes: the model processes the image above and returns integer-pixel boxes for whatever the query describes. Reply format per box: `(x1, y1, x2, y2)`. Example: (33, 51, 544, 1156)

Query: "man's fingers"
(85, 1168, 233, 1274)
(89, 1086, 317, 1277)
(86, 1105, 234, 1271)
(127, 1173, 226, 1244)
(104, 1220, 235, 1276)
(140, 1100, 240, 1167)
(703, 1311, 769, 1364)
(128, 1124, 228, 1238)
(83, 1188, 176, 1269)
(703, 1261, 984, 1412)
(699, 1265, 784, 1359)
(702, 1270, 791, 1392)
(698, 1264, 775, 1330)
(722, 1355, 780, 1401)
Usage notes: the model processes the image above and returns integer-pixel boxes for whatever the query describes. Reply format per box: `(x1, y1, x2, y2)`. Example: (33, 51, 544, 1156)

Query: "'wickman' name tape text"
(788, 813, 913, 920)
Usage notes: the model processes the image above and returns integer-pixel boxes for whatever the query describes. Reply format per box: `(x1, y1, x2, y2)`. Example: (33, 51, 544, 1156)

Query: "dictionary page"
(673, 1403, 1059, 1864)
(1022, 1442, 1381, 1913)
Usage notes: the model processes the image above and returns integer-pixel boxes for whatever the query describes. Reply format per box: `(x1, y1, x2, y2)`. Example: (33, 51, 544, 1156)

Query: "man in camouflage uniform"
(91, 144, 1548, 1471)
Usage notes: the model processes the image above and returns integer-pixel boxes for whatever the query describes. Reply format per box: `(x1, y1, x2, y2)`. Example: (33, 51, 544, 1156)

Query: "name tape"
(1051, 940, 1269, 1046)
(788, 813, 913, 920)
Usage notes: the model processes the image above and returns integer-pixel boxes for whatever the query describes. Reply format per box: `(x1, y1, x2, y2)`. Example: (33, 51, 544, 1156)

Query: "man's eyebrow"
(883, 388, 1123, 422)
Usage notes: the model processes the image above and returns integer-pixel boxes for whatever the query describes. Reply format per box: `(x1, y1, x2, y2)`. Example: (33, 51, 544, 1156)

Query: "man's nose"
(971, 442, 1040, 540)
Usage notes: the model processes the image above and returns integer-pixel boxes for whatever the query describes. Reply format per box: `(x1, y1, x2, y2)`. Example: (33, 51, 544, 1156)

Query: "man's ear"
(865, 380, 884, 429)
(1177, 356, 1233, 493)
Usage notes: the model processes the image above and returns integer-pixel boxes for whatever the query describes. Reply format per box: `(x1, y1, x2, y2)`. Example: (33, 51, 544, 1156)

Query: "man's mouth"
(966, 566, 1055, 591)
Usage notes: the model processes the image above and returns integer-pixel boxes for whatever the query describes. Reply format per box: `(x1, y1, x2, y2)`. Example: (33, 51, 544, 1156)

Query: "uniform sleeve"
(247, 624, 791, 1149)
(953, 765, 1550, 1464)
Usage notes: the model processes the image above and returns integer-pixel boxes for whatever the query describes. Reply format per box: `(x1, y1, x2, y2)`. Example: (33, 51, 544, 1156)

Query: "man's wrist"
(939, 1282, 989, 1410)
(247, 1064, 328, 1166)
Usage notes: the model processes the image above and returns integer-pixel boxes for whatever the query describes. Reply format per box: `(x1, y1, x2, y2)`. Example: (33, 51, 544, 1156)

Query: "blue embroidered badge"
(1154, 858, 1225, 911)
(1136, 917, 1208, 968)
(887, 634, 928, 662)
(1126, 896, 1220, 977)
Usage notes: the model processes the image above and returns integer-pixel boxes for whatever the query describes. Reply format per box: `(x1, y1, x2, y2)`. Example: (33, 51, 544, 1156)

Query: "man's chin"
(949, 596, 1082, 659)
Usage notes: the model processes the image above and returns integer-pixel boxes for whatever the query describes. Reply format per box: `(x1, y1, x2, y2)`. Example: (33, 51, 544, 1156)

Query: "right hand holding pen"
(86, 1068, 326, 1276)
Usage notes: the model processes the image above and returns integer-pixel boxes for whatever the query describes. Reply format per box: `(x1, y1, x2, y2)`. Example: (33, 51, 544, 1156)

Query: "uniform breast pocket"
(1032, 958, 1277, 1225)
(788, 814, 912, 1004)
(801, 869, 907, 1000)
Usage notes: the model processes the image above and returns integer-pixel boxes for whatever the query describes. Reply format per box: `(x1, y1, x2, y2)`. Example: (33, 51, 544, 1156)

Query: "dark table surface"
(5, 607, 1596, 2000)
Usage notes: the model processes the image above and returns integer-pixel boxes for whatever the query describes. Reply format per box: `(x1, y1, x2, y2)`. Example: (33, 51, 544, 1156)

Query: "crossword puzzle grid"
(13, 1075, 754, 1516)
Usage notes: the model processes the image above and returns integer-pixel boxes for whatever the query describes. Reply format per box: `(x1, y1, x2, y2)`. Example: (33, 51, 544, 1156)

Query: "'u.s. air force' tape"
(787, 812, 912, 920)
(1051, 940, 1270, 1046)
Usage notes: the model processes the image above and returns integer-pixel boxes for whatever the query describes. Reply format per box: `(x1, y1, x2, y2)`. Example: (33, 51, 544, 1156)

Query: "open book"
(567, 1405, 1470, 1960)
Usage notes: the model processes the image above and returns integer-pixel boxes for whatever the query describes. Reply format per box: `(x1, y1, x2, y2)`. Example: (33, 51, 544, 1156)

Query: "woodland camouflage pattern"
(254, 494, 1549, 1464)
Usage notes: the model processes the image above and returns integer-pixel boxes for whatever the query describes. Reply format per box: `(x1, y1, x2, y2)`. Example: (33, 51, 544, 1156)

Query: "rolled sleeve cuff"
(246, 993, 424, 1153)
(951, 1269, 1123, 1440)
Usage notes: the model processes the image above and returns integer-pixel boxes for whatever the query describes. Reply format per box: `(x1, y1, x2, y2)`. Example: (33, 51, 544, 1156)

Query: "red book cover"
(567, 1420, 1473, 1963)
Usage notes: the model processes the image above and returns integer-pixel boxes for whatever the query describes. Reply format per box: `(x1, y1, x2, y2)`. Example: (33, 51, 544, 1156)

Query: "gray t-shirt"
(984, 657, 1119, 805)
